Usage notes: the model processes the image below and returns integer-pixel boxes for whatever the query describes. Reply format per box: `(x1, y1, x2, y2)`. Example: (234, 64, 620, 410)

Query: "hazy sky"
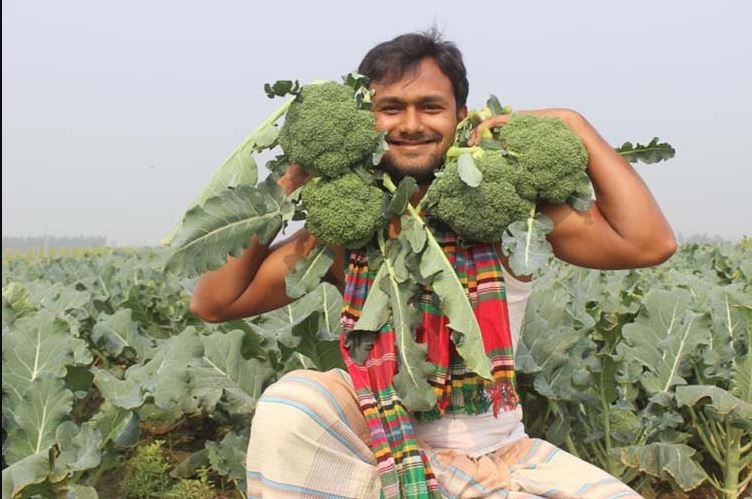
(3, 1, 750, 246)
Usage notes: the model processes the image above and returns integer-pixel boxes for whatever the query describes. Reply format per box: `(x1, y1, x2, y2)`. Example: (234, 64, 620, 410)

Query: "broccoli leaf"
(316, 282, 344, 339)
(418, 226, 492, 379)
(566, 172, 594, 212)
(264, 80, 300, 98)
(379, 236, 436, 411)
(1, 451, 50, 499)
(53, 421, 103, 474)
(613, 443, 706, 491)
(457, 153, 483, 187)
(289, 312, 345, 370)
(2, 310, 92, 409)
(616, 138, 676, 164)
(486, 95, 505, 116)
(617, 289, 709, 398)
(206, 430, 248, 483)
(400, 215, 427, 253)
(2, 282, 35, 318)
(165, 178, 294, 277)
(382, 172, 491, 379)
(501, 212, 554, 276)
(26, 282, 90, 317)
(91, 309, 157, 361)
(387, 176, 418, 217)
(93, 328, 203, 412)
(478, 138, 503, 150)
(89, 402, 140, 447)
(731, 330, 752, 406)
(676, 385, 752, 420)
(372, 133, 390, 165)
(701, 284, 748, 381)
(189, 329, 275, 415)
(4, 377, 74, 464)
(353, 262, 390, 333)
(285, 243, 335, 299)
(250, 283, 339, 351)
(162, 98, 294, 246)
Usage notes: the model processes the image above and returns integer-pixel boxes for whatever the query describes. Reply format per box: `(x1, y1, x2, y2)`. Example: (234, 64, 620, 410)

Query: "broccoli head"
(424, 149, 534, 243)
(301, 173, 385, 248)
(278, 82, 381, 178)
(499, 114, 589, 203)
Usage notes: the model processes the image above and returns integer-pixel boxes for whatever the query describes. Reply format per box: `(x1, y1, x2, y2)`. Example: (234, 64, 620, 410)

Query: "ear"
(457, 105, 468, 121)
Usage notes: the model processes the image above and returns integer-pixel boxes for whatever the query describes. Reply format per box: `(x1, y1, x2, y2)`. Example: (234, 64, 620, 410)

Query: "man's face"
(371, 57, 467, 183)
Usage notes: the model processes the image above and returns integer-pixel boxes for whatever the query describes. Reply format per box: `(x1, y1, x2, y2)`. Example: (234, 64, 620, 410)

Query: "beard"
(378, 136, 446, 184)
(378, 154, 442, 184)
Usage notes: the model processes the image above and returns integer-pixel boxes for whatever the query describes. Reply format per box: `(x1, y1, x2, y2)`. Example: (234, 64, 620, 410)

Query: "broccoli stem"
(446, 146, 482, 159)
(252, 98, 295, 145)
(523, 205, 539, 269)
(446, 145, 520, 160)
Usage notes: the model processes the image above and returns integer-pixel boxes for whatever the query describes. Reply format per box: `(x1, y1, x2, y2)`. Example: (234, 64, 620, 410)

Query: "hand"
(276, 164, 310, 195)
(468, 108, 584, 146)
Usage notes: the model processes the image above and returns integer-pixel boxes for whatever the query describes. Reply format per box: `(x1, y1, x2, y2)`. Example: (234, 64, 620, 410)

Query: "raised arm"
(539, 109, 676, 269)
(472, 109, 676, 270)
(189, 165, 345, 322)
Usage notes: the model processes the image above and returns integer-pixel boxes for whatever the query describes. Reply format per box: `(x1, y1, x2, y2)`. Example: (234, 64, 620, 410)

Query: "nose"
(399, 107, 423, 135)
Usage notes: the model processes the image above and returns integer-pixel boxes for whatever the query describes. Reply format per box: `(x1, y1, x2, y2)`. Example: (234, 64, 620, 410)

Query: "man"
(191, 31, 675, 498)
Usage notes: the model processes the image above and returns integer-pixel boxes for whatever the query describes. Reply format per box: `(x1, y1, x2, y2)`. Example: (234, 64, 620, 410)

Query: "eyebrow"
(373, 95, 449, 106)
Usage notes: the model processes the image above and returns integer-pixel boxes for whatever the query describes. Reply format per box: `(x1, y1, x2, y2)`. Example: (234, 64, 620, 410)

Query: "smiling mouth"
(389, 140, 436, 147)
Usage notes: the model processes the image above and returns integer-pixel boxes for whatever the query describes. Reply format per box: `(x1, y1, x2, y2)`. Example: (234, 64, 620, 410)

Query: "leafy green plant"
(3, 238, 750, 497)
(165, 467, 215, 499)
(1, 250, 280, 497)
(517, 240, 752, 497)
(121, 440, 171, 498)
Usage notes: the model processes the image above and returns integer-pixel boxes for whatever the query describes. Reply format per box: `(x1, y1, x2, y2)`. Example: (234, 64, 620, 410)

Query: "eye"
(422, 104, 445, 113)
(379, 106, 401, 115)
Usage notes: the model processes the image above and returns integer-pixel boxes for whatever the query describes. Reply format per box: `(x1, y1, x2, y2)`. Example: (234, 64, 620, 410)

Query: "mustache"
(387, 132, 442, 145)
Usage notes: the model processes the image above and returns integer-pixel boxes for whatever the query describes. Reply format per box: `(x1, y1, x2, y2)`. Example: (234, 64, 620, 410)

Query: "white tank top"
(413, 267, 533, 457)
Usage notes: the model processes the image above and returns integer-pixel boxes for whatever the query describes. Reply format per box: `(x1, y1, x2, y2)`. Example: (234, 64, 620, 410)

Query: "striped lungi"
(246, 369, 642, 498)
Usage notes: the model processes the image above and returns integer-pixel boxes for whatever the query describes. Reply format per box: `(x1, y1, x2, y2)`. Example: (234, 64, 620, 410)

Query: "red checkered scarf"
(339, 229, 518, 497)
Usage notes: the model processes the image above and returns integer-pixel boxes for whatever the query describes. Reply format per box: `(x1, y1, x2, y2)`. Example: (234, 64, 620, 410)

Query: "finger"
(469, 114, 512, 146)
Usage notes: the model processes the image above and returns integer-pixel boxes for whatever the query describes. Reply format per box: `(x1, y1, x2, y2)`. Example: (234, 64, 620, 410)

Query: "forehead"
(370, 57, 455, 103)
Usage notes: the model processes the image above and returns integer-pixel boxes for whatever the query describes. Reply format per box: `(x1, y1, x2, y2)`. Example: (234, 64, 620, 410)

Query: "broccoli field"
(2, 240, 750, 498)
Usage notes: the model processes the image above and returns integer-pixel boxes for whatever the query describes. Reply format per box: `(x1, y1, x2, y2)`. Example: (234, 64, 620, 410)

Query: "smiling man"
(371, 57, 463, 183)
(190, 30, 675, 498)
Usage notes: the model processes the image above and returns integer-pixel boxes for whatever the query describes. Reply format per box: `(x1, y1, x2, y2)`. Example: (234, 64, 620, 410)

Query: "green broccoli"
(424, 149, 534, 242)
(301, 173, 385, 248)
(498, 114, 589, 203)
(278, 82, 381, 178)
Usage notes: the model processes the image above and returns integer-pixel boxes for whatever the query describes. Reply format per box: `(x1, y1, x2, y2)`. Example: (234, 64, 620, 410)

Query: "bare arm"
(540, 109, 676, 269)
(473, 109, 676, 271)
(189, 166, 345, 322)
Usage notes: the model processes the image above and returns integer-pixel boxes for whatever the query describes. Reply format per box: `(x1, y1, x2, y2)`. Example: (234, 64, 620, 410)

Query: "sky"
(3, 0, 751, 246)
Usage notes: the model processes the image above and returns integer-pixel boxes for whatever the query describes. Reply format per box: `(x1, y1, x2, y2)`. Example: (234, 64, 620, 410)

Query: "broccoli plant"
(301, 173, 385, 249)
(419, 99, 675, 275)
(423, 148, 534, 243)
(278, 82, 382, 178)
(498, 114, 590, 204)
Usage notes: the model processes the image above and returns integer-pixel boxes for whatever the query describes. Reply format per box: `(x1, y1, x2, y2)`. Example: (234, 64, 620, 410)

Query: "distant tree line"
(2, 235, 108, 251)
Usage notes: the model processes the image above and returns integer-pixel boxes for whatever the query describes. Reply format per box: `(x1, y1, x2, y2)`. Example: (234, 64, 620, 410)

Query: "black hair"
(358, 28, 469, 109)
